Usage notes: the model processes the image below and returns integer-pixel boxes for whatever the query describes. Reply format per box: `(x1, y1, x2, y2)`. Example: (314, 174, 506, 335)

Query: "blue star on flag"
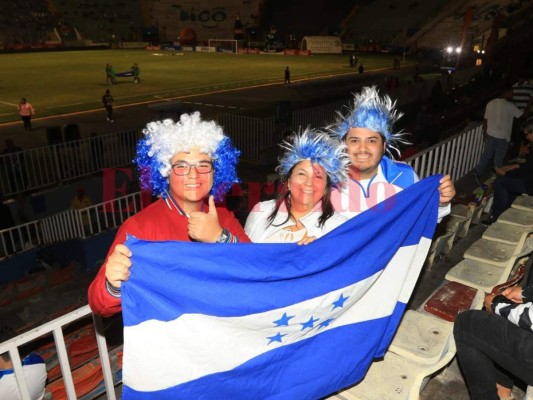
(267, 332, 287, 345)
(301, 316, 319, 331)
(318, 318, 335, 329)
(273, 312, 294, 327)
(332, 293, 349, 310)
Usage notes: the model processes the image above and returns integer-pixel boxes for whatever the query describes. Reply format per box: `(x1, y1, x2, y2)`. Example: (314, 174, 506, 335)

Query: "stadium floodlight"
(446, 46, 453, 53)
(455, 47, 461, 53)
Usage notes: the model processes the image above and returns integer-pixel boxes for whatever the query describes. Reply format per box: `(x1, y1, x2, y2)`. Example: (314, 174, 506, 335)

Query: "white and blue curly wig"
(277, 128, 349, 188)
(134, 112, 240, 201)
(328, 86, 407, 156)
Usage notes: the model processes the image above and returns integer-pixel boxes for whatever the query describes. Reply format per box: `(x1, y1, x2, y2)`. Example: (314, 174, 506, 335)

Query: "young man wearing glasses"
(88, 112, 250, 317)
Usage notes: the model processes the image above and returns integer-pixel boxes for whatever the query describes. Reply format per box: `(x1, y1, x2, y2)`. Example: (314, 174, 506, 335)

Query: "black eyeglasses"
(171, 161, 213, 176)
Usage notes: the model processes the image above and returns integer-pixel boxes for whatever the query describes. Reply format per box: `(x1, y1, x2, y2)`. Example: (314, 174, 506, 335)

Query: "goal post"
(208, 39, 238, 54)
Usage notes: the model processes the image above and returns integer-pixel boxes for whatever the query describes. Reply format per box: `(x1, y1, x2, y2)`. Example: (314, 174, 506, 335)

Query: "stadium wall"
(149, 0, 261, 43)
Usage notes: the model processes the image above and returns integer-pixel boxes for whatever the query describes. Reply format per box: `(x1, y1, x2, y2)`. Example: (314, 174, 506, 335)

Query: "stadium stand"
(340, 0, 449, 48)
(0, 0, 55, 48)
(51, 0, 144, 44)
(408, 0, 532, 50)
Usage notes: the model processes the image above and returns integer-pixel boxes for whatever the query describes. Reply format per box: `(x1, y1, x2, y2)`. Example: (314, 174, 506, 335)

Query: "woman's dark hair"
(266, 166, 335, 229)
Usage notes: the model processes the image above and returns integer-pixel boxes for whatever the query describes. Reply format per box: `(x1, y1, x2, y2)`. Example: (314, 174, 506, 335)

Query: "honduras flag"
(121, 175, 440, 400)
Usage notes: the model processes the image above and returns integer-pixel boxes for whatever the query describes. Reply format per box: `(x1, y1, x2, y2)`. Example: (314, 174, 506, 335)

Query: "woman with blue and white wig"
(245, 128, 349, 244)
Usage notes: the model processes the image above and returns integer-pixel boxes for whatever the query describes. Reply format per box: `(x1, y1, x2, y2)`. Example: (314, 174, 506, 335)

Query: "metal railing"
(0, 124, 484, 259)
(0, 130, 139, 197)
(218, 114, 277, 160)
(0, 192, 147, 258)
(405, 123, 483, 182)
(0, 305, 116, 400)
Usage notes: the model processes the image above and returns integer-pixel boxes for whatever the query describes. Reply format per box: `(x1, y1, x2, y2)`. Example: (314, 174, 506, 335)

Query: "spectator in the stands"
(71, 187, 93, 234)
(454, 285, 533, 400)
(0, 352, 47, 400)
(512, 74, 533, 112)
(482, 117, 533, 226)
(474, 88, 532, 182)
(509, 73, 533, 156)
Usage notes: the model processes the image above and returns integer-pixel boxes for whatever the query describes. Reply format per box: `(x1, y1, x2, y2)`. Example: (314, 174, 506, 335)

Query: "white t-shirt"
(331, 164, 450, 221)
(244, 199, 347, 243)
(0, 355, 47, 400)
(484, 98, 522, 141)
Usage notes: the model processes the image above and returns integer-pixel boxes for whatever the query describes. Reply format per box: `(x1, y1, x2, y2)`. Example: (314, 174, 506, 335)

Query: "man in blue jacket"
(329, 86, 455, 219)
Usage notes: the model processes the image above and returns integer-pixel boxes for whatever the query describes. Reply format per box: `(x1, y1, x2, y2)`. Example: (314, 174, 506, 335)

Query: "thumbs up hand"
(188, 196, 223, 242)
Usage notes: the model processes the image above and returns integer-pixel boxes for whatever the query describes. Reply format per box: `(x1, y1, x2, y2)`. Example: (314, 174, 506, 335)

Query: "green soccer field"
(0, 49, 398, 124)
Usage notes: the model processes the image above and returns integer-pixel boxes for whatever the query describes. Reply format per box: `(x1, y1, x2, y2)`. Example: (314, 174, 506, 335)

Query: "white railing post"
(405, 123, 483, 181)
(0, 306, 117, 400)
(52, 327, 77, 399)
(93, 314, 117, 400)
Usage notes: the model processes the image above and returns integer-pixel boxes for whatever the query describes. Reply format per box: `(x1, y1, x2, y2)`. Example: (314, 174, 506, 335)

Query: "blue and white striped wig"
(277, 128, 349, 187)
(134, 112, 240, 201)
(328, 86, 407, 156)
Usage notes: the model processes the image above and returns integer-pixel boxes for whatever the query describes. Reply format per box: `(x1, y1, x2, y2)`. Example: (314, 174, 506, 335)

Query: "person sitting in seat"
(482, 117, 533, 226)
(0, 352, 47, 400)
(454, 285, 533, 400)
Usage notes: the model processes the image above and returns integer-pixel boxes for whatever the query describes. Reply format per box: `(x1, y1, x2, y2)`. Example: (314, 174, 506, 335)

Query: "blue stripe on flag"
(122, 315, 395, 400)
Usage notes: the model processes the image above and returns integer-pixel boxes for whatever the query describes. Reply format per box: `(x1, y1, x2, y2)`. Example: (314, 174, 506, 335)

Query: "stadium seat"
(388, 310, 453, 366)
(444, 214, 471, 239)
(463, 238, 523, 268)
(498, 208, 533, 228)
(423, 281, 483, 322)
(483, 222, 533, 245)
(511, 195, 533, 212)
(445, 259, 515, 293)
(425, 231, 456, 269)
(327, 347, 457, 400)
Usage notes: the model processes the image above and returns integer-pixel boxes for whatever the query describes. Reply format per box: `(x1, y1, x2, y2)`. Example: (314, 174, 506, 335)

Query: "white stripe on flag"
(123, 238, 430, 391)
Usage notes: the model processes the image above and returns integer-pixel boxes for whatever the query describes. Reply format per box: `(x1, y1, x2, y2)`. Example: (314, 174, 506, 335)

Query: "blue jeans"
(475, 136, 509, 177)
(454, 310, 533, 400)
(493, 175, 526, 219)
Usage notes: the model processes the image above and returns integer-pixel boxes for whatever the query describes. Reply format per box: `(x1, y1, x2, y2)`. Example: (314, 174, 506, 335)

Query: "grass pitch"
(0, 49, 397, 124)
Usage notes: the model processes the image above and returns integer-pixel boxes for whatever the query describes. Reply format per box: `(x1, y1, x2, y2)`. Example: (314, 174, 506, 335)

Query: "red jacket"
(88, 198, 250, 317)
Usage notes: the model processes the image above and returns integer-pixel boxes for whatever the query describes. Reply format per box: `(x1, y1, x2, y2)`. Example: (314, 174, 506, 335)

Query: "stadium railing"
(0, 124, 483, 259)
(0, 130, 139, 198)
(405, 123, 483, 182)
(0, 191, 146, 258)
